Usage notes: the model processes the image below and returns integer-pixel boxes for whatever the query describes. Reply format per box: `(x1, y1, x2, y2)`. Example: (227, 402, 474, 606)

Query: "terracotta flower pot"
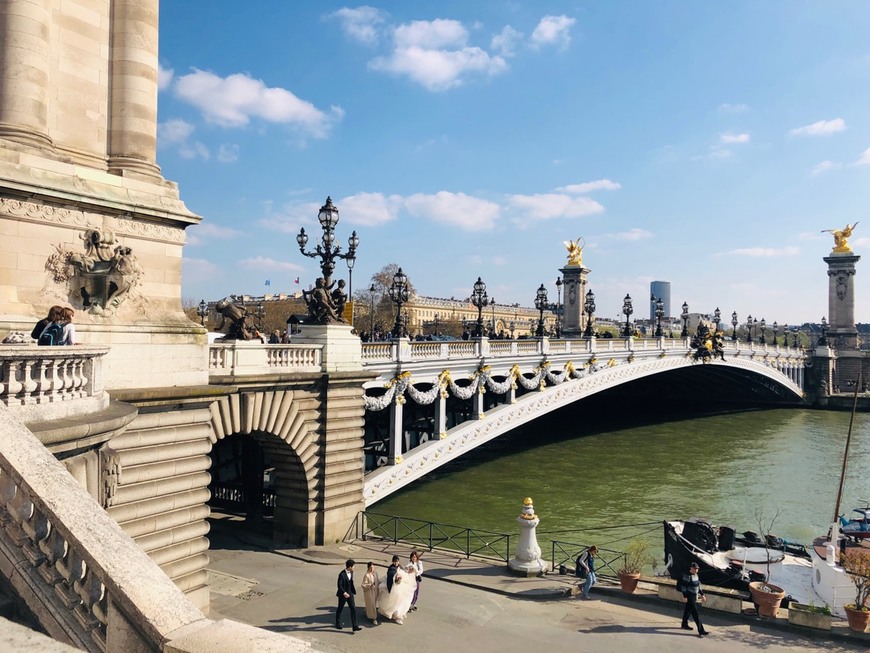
(618, 571, 641, 593)
(749, 581, 786, 618)
(844, 605, 870, 633)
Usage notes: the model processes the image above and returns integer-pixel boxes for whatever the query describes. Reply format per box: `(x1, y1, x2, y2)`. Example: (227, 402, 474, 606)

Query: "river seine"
(373, 397, 870, 558)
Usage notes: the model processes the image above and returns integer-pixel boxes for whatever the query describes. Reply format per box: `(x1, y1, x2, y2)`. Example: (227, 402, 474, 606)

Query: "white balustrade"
(208, 342, 323, 378)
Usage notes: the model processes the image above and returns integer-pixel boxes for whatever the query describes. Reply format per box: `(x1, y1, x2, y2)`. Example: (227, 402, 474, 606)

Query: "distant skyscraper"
(650, 281, 671, 320)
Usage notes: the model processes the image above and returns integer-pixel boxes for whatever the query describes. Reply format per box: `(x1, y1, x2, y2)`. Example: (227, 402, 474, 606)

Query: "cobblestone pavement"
(206, 524, 869, 653)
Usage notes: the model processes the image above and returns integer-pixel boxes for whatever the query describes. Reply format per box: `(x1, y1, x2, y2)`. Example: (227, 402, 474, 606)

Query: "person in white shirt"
(409, 550, 424, 611)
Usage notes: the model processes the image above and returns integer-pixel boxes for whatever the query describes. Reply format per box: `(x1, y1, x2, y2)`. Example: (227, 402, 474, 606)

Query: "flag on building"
(265, 279, 271, 287)
(294, 277, 300, 284)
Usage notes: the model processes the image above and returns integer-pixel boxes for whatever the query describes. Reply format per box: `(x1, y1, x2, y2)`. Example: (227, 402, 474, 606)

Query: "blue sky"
(158, 1, 870, 325)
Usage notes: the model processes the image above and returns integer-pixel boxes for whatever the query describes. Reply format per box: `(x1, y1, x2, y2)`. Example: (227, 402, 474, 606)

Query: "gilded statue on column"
(563, 237, 585, 266)
(822, 222, 859, 254)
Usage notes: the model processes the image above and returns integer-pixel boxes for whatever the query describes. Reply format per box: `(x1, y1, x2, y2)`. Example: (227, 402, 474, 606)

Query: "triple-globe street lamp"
(197, 299, 209, 326)
(760, 318, 767, 345)
(746, 314, 754, 343)
(622, 294, 634, 337)
(680, 301, 689, 338)
(584, 289, 596, 337)
(651, 294, 664, 337)
(387, 268, 410, 338)
(731, 311, 738, 341)
(470, 277, 488, 337)
(534, 284, 549, 337)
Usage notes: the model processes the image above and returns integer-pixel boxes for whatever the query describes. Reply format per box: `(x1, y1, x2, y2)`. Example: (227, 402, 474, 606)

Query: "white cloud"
(615, 228, 653, 241)
(557, 179, 622, 194)
(789, 118, 846, 137)
(238, 256, 303, 272)
(855, 147, 870, 166)
(508, 193, 604, 221)
(157, 119, 194, 145)
(173, 69, 340, 136)
(370, 19, 507, 91)
(328, 6, 385, 45)
(491, 26, 523, 57)
(811, 160, 842, 175)
(717, 103, 749, 113)
(404, 191, 500, 231)
(258, 200, 322, 234)
(191, 223, 244, 241)
(217, 144, 239, 163)
(530, 15, 576, 49)
(158, 64, 174, 91)
(693, 147, 732, 160)
(178, 141, 209, 160)
(722, 246, 800, 257)
(338, 192, 403, 226)
(720, 132, 750, 144)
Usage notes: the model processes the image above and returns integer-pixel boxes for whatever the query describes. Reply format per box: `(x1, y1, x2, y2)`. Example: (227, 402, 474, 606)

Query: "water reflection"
(374, 402, 870, 555)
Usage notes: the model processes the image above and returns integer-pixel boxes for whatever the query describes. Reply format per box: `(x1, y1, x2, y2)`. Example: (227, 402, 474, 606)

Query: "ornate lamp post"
(760, 318, 767, 345)
(622, 294, 634, 337)
(680, 301, 689, 337)
(387, 268, 410, 338)
(255, 302, 265, 329)
(197, 299, 208, 326)
(731, 311, 738, 341)
(470, 277, 488, 337)
(434, 312, 440, 337)
(584, 289, 596, 337)
(368, 284, 376, 337)
(651, 294, 664, 337)
(772, 321, 778, 346)
(746, 314, 753, 342)
(555, 276, 563, 335)
(509, 321, 515, 339)
(534, 284, 548, 337)
(490, 297, 497, 336)
(714, 307, 721, 332)
(345, 230, 359, 297)
(819, 316, 828, 346)
(295, 197, 358, 323)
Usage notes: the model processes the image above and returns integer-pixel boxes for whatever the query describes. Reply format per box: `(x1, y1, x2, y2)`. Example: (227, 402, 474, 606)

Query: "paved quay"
(206, 523, 869, 653)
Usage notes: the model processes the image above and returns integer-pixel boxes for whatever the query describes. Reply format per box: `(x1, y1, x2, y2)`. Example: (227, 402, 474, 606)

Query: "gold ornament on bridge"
(520, 497, 538, 520)
(822, 222, 859, 254)
(563, 236, 585, 266)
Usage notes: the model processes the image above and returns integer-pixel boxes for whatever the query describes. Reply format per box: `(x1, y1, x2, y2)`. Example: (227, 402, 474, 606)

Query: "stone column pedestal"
(508, 497, 549, 577)
(559, 265, 589, 337)
(824, 253, 860, 350)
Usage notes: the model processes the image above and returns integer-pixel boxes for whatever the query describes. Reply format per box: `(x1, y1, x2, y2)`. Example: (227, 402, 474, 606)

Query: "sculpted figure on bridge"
(563, 237, 585, 266)
(822, 222, 859, 254)
(215, 298, 255, 340)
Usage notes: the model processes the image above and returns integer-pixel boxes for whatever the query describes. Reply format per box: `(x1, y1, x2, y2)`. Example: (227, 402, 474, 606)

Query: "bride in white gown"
(377, 565, 416, 623)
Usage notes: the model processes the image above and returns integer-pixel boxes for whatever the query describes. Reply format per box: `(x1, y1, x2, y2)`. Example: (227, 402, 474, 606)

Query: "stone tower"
(822, 225, 862, 387)
(0, 0, 206, 389)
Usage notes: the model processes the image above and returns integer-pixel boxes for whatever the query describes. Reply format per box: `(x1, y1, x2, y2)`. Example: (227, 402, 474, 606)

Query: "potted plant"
(748, 507, 787, 617)
(787, 602, 833, 631)
(840, 550, 870, 632)
(618, 537, 650, 593)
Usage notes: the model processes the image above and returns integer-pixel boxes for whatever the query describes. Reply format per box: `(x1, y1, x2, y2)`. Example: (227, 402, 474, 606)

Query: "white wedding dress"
(377, 567, 416, 622)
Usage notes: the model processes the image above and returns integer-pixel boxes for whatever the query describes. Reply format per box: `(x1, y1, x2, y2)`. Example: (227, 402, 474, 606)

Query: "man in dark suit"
(386, 554, 401, 592)
(336, 559, 361, 631)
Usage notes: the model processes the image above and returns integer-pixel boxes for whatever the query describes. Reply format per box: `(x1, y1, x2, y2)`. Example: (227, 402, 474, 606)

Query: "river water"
(373, 397, 870, 560)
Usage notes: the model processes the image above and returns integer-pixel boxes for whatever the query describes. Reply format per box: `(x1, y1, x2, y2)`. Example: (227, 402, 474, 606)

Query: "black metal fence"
(550, 540, 625, 578)
(354, 511, 513, 562)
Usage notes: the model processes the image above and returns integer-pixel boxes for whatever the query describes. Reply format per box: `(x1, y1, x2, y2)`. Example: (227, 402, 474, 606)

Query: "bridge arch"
(209, 389, 323, 546)
(363, 354, 804, 505)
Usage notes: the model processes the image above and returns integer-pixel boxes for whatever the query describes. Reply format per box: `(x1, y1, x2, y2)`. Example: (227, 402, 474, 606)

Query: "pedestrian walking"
(575, 545, 598, 599)
(409, 550, 423, 611)
(361, 561, 380, 625)
(678, 562, 709, 637)
(335, 559, 361, 632)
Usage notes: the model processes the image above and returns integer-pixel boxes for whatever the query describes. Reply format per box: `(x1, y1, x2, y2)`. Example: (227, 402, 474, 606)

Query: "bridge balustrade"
(0, 345, 109, 424)
(208, 341, 322, 378)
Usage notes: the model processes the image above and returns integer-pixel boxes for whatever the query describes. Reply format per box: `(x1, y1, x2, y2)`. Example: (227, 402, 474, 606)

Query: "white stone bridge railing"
(0, 345, 110, 424)
(0, 404, 310, 652)
(208, 341, 323, 379)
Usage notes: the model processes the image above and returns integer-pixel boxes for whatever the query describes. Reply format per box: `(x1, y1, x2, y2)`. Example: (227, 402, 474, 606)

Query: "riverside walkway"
(206, 518, 868, 653)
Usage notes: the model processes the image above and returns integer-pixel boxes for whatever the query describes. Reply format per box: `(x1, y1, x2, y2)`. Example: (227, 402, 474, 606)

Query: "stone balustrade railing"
(0, 404, 311, 652)
(0, 346, 110, 423)
(208, 342, 323, 379)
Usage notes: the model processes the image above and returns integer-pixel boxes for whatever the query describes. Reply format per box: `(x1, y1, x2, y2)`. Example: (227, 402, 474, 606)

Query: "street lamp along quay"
(368, 284, 376, 338)
(746, 314, 754, 343)
(714, 307, 721, 332)
(731, 311, 738, 341)
(534, 284, 549, 337)
(197, 299, 209, 326)
(555, 276, 563, 336)
(651, 294, 664, 337)
(680, 301, 689, 338)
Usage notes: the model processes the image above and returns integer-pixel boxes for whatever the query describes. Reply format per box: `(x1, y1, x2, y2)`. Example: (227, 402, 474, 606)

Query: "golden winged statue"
(563, 236, 585, 266)
(822, 222, 859, 253)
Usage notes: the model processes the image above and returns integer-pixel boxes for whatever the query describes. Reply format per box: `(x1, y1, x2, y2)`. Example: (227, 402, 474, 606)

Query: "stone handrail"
(0, 345, 110, 423)
(0, 404, 310, 652)
(208, 342, 323, 378)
